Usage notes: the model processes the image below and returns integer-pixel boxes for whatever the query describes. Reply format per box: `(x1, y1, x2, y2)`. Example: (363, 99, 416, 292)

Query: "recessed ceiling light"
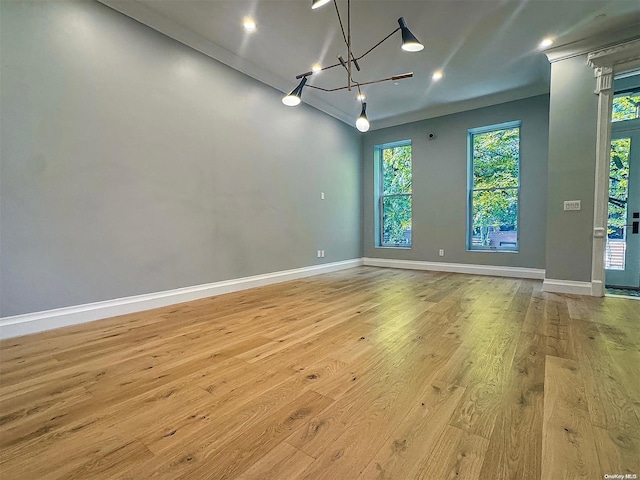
(312, 64, 322, 73)
(432, 71, 443, 81)
(393, 81, 400, 86)
(539, 37, 554, 49)
(357, 93, 366, 101)
(243, 18, 257, 32)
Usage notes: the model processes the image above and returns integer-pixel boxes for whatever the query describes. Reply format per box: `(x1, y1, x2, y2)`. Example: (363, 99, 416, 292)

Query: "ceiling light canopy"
(283, 0, 424, 132)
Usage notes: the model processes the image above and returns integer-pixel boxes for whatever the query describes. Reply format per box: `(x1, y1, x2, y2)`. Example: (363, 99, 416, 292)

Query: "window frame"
(467, 121, 521, 253)
(375, 140, 413, 249)
(611, 88, 640, 123)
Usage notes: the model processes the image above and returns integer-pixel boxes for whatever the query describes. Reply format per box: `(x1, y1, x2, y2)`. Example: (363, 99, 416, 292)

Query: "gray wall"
(363, 95, 550, 269)
(0, 0, 362, 317)
(545, 55, 597, 282)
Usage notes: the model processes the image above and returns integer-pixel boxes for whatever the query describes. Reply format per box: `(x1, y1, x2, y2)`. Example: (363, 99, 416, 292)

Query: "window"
(468, 122, 520, 251)
(606, 138, 630, 270)
(376, 141, 412, 247)
(612, 90, 640, 122)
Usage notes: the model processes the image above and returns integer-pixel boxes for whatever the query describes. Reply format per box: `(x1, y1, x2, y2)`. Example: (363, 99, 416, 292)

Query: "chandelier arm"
(354, 72, 413, 87)
(354, 27, 401, 63)
(305, 84, 350, 92)
(332, 0, 360, 71)
(295, 62, 342, 79)
(347, 0, 351, 91)
(305, 72, 413, 92)
(337, 55, 348, 72)
(333, 0, 348, 50)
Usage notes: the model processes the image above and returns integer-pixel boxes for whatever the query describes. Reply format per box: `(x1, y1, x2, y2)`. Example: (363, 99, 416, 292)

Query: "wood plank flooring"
(1, 266, 639, 479)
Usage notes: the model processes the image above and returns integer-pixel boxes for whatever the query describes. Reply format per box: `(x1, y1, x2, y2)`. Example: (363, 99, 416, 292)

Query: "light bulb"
(312, 64, 322, 73)
(356, 117, 370, 132)
(401, 42, 424, 52)
(282, 95, 301, 107)
(311, 0, 331, 9)
(432, 71, 443, 81)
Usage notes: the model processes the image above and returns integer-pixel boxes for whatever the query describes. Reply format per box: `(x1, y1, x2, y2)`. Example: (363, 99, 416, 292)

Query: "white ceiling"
(101, 0, 640, 129)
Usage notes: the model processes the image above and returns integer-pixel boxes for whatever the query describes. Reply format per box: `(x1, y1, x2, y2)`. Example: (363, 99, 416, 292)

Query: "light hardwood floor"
(1, 267, 639, 479)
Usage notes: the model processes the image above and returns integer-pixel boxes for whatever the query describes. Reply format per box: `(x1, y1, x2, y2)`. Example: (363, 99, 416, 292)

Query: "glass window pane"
(606, 137, 630, 270)
(472, 128, 519, 189)
(612, 93, 640, 122)
(471, 189, 518, 248)
(382, 196, 412, 246)
(382, 145, 412, 195)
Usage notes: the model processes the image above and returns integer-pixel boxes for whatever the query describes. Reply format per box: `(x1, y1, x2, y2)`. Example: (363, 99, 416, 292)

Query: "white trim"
(589, 65, 613, 298)
(0, 259, 363, 340)
(587, 38, 640, 298)
(544, 28, 640, 64)
(371, 85, 549, 131)
(604, 293, 640, 301)
(363, 257, 545, 279)
(591, 280, 604, 298)
(542, 279, 593, 296)
(97, 0, 353, 127)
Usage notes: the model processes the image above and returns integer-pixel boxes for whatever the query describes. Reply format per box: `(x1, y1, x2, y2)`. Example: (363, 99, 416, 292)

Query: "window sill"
(467, 248, 519, 254)
(376, 246, 412, 250)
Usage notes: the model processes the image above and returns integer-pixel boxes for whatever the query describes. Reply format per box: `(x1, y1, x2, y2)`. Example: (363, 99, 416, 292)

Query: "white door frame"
(587, 39, 640, 297)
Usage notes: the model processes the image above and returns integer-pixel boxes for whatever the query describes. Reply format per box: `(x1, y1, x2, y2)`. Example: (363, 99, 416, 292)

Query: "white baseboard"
(0, 259, 363, 340)
(363, 257, 545, 280)
(542, 279, 593, 296)
(590, 280, 604, 298)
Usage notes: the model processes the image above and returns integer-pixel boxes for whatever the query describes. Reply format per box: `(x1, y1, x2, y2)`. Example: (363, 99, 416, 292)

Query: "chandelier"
(282, 0, 424, 132)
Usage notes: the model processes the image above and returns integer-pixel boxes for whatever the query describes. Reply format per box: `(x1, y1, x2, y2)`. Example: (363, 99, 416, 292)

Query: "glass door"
(606, 123, 640, 288)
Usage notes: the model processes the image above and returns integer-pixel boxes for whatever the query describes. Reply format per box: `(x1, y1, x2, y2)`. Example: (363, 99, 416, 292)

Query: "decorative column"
(588, 65, 613, 297)
(587, 39, 640, 296)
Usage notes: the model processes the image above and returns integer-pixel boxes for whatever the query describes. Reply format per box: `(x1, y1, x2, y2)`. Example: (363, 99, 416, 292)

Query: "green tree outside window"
(469, 126, 520, 249)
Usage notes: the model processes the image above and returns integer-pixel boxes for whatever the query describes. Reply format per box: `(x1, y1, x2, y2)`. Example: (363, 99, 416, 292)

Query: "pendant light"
(356, 103, 370, 132)
(282, 77, 308, 106)
(398, 17, 424, 52)
(284, 2, 425, 131)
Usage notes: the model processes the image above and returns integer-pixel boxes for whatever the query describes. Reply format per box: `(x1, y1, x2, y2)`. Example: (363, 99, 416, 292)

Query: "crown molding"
(369, 83, 550, 131)
(97, 0, 355, 126)
(97, 1, 640, 133)
(587, 38, 640, 74)
(544, 24, 640, 64)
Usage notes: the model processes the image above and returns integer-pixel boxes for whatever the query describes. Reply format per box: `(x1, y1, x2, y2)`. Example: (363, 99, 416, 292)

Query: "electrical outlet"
(439, 249, 445, 257)
(321, 250, 325, 258)
(317, 250, 321, 258)
(321, 192, 325, 200)
(564, 200, 581, 211)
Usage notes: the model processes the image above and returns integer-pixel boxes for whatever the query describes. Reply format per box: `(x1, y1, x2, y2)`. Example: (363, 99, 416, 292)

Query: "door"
(606, 121, 640, 288)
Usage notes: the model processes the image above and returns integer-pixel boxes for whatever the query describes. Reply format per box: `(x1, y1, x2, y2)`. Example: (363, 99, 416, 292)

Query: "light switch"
(564, 200, 581, 211)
